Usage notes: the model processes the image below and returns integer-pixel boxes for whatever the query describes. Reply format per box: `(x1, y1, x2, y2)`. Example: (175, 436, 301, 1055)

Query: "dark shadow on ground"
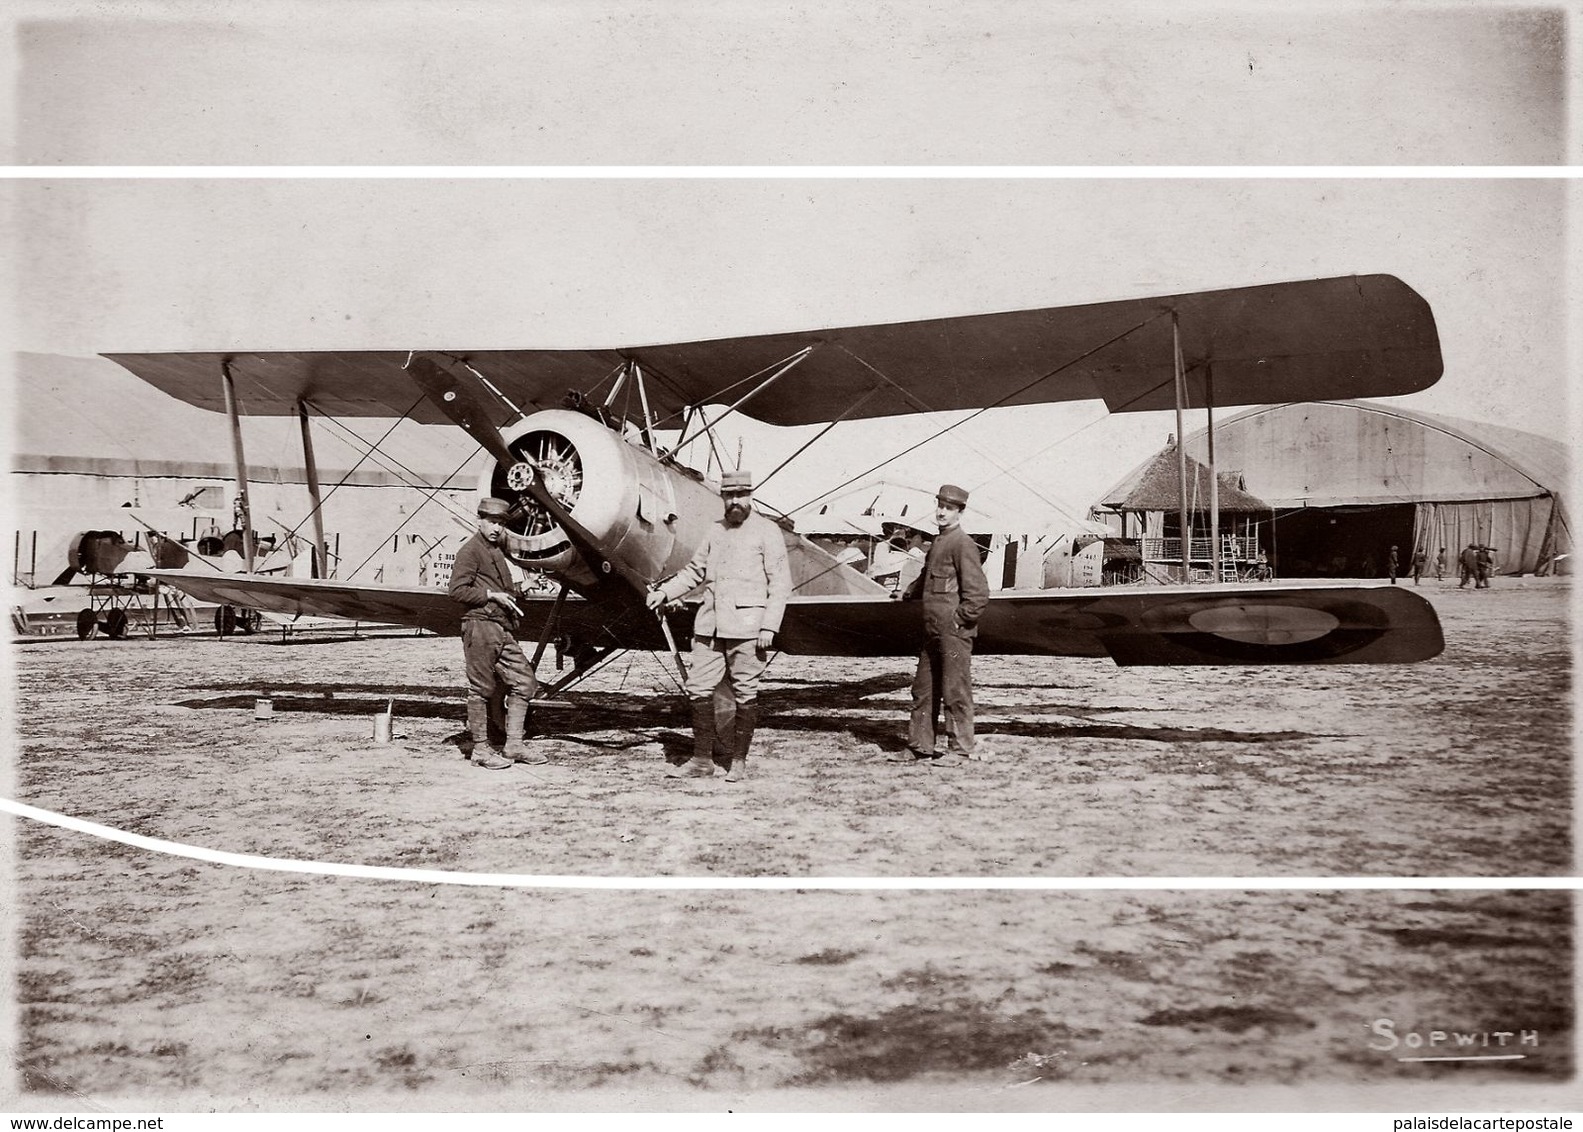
(175, 689, 1320, 749)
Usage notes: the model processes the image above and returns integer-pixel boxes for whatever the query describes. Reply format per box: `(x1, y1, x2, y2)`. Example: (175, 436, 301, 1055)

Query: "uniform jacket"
(449, 530, 521, 629)
(1459, 546, 1479, 572)
(658, 515, 792, 639)
(903, 524, 990, 639)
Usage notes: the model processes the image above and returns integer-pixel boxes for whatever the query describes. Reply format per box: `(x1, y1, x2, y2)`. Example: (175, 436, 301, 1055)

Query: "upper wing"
(777, 583, 1444, 665)
(104, 275, 1440, 426)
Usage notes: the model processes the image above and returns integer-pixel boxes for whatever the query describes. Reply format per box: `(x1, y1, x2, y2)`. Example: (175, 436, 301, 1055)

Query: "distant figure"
(1458, 543, 1479, 588)
(868, 532, 912, 593)
(1435, 546, 1447, 581)
(1253, 549, 1271, 582)
(1387, 545, 1399, 584)
(1411, 547, 1426, 585)
(1475, 545, 1496, 588)
(896, 531, 929, 596)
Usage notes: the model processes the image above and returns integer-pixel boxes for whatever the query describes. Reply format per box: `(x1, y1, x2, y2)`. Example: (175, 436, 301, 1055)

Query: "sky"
(3, 1, 1570, 164)
(6, 175, 1573, 529)
(1, 2, 1574, 530)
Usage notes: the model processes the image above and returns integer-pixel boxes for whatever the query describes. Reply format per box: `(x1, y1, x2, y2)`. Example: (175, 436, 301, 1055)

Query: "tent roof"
(1094, 400, 1570, 514)
(1097, 445, 1271, 512)
(1192, 400, 1570, 497)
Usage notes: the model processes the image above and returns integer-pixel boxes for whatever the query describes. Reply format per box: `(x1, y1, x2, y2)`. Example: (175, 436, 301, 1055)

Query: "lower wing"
(152, 570, 1443, 665)
(778, 584, 1444, 665)
(142, 569, 644, 644)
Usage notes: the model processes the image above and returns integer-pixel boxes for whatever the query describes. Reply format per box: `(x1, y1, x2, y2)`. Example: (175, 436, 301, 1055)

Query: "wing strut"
(297, 399, 329, 578)
(218, 359, 256, 571)
(659, 346, 814, 462)
(789, 311, 1166, 516)
(530, 584, 570, 669)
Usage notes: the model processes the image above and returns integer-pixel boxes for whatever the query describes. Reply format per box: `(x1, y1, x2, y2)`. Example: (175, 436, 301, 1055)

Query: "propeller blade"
(404, 352, 518, 467)
(513, 469, 650, 594)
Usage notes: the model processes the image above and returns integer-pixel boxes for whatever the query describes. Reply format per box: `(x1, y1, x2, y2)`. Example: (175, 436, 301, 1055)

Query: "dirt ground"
(6, 576, 1575, 1106)
(9, 577, 1572, 877)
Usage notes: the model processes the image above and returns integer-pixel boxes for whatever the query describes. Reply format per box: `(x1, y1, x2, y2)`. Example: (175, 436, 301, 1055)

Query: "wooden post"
(1173, 313, 1190, 583)
(1207, 365, 1219, 583)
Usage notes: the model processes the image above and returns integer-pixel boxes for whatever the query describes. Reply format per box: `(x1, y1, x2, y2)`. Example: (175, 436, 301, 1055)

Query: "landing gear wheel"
(75, 609, 99, 640)
(104, 609, 129, 640)
(215, 604, 238, 637)
(238, 608, 262, 635)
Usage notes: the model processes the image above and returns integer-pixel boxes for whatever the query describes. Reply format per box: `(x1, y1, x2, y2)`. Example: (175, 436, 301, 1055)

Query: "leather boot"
(667, 697, 717, 778)
(725, 702, 759, 782)
(503, 695, 546, 764)
(468, 696, 510, 770)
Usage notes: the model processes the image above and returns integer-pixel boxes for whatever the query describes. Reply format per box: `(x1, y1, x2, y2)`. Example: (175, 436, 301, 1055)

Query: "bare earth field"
(7, 577, 1575, 1105)
(9, 578, 1572, 877)
(10, 875, 1575, 1105)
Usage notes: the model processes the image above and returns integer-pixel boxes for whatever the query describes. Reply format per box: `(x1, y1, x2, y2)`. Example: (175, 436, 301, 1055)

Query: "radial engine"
(476, 409, 734, 591)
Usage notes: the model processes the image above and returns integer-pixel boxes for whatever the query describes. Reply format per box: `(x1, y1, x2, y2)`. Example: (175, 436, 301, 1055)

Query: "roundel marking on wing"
(1185, 603, 1340, 646)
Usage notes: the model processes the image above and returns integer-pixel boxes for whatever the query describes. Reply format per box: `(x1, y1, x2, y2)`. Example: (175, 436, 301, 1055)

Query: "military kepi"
(721, 469, 754, 493)
(477, 496, 512, 519)
(936, 483, 969, 508)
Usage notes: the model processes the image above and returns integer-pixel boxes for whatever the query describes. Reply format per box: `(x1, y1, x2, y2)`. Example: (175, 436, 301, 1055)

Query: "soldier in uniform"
(448, 497, 543, 770)
(1475, 544, 1496, 588)
(1458, 543, 1479, 587)
(647, 469, 791, 782)
(891, 483, 990, 768)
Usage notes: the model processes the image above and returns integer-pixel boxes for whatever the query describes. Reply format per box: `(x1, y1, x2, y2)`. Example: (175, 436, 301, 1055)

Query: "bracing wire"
(788, 310, 1169, 517)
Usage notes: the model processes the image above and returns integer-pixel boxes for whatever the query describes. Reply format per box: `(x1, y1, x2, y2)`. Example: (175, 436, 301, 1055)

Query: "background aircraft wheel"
(104, 609, 129, 640)
(238, 608, 262, 635)
(215, 604, 237, 637)
(75, 609, 99, 640)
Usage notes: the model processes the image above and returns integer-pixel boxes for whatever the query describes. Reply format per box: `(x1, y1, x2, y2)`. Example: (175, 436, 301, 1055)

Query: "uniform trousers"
(909, 633, 975, 755)
(461, 619, 537, 701)
(685, 635, 766, 704)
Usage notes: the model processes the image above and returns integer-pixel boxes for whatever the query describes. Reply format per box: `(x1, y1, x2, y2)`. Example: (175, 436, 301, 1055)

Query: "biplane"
(103, 273, 1447, 695)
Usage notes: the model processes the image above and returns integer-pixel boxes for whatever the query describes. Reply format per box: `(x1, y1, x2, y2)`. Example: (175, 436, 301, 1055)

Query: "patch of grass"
(743, 998, 1094, 1084)
(1138, 1004, 1313, 1034)
(1375, 927, 1532, 949)
(336, 986, 385, 1008)
(1399, 896, 1572, 926)
(1035, 961, 1082, 977)
(1072, 943, 1152, 981)
(687, 1044, 744, 1086)
(796, 948, 861, 966)
(17, 969, 73, 1003)
(373, 1045, 433, 1090)
(137, 953, 211, 996)
(880, 964, 968, 993)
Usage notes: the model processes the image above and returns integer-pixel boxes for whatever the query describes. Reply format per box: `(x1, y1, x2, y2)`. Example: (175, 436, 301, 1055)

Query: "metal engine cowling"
(476, 409, 727, 590)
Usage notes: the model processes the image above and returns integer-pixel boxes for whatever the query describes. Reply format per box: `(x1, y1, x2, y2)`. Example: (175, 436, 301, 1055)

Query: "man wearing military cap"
(647, 469, 792, 781)
(449, 496, 543, 770)
(894, 483, 990, 767)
